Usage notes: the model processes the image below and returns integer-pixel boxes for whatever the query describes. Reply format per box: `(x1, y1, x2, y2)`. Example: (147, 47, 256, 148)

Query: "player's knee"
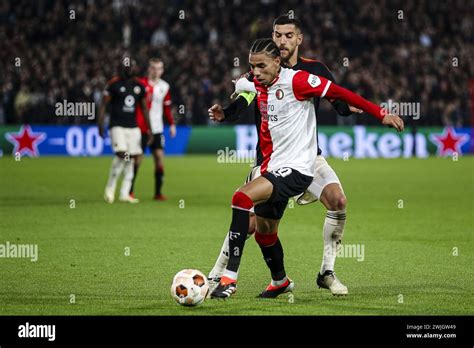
(328, 194, 346, 211)
(337, 196, 347, 211)
(231, 191, 253, 210)
(255, 231, 278, 247)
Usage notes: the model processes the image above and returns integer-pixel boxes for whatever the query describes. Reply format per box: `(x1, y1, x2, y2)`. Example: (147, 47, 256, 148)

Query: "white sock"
(320, 209, 346, 274)
(106, 156, 125, 192)
(222, 269, 238, 281)
(271, 276, 288, 287)
(209, 233, 230, 278)
(119, 158, 135, 198)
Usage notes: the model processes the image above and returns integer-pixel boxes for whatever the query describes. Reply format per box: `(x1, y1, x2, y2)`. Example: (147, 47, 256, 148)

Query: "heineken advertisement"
(0, 124, 472, 158)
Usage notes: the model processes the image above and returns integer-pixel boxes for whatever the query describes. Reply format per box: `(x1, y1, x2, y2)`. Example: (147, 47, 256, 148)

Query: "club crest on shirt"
(276, 89, 284, 100)
(308, 74, 321, 88)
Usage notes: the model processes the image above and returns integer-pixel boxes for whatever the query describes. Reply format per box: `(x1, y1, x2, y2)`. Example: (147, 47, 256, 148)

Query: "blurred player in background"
(98, 59, 152, 204)
(130, 58, 176, 201)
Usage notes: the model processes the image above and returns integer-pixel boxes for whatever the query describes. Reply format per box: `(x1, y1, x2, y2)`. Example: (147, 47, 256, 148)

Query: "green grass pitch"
(0, 155, 472, 315)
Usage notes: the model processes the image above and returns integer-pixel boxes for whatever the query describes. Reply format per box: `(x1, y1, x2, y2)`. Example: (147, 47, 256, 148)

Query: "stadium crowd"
(1, 0, 472, 126)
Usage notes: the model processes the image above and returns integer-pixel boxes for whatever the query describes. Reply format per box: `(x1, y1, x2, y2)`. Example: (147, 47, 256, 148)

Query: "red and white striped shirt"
(254, 67, 384, 176)
(135, 77, 174, 134)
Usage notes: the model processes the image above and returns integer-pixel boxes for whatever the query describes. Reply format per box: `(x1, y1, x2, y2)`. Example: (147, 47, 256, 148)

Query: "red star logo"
(5, 125, 46, 157)
(430, 127, 470, 156)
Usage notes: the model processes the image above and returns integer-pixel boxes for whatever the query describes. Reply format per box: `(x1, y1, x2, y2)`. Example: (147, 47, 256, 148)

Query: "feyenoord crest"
(276, 89, 284, 100)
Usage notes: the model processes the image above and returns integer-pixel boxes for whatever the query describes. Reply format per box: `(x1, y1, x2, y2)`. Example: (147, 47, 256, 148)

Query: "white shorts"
(110, 126, 142, 155)
(296, 155, 343, 205)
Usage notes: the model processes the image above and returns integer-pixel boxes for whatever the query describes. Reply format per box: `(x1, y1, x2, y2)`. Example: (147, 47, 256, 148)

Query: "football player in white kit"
(208, 38, 404, 299)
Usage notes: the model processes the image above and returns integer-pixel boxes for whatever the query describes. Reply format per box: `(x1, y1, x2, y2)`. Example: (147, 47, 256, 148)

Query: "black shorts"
(141, 133, 165, 152)
(254, 167, 313, 220)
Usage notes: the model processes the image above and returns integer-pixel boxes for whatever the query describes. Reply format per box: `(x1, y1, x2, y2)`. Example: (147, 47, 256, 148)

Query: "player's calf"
(210, 191, 254, 299)
(255, 230, 293, 298)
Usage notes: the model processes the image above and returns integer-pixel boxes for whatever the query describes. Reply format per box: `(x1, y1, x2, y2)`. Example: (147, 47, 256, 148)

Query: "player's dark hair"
(273, 14, 302, 32)
(250, 38, 280, 58)
(119, 58, 137, 79)
(148, 58, 163, 66)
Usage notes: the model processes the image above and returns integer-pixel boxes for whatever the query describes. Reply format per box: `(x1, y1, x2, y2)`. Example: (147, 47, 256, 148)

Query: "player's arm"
(140, 97, 153, 144)
(208, 92, 256, 123)
(293, 71, 404, 131)
(209, 71, 257, 122)
(98, 92, 111, 138)
(309, 62, 361, 116)
(163, 90, 176, 138)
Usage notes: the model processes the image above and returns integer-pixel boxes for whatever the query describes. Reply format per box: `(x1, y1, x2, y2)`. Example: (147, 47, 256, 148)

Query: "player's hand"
(147, 131, 153, 145)
(382, 114, 404, 132)
(208, 104, 225, 122)
(98, 126, 105, 138)
(170, 124, 177, 138)
(349, 105, 363, 113)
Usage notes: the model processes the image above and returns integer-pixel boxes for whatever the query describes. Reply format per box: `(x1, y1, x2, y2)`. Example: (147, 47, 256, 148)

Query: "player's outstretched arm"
(310, 62, 361, 116)
(327, 84, 404, 131)
(293, 71, 404, 132)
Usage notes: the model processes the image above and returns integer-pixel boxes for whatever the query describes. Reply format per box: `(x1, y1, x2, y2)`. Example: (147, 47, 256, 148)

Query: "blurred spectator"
(0, 0, 472, 126)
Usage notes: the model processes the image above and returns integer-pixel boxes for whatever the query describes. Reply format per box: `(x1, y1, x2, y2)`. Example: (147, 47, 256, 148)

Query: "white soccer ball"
(171, 269, 209, 306)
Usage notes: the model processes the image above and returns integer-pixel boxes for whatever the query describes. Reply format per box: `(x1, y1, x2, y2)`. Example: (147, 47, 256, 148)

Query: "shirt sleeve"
(292, 70, 334, 100)
(223, 95, 253, 122)
(292, 70, 385, 121)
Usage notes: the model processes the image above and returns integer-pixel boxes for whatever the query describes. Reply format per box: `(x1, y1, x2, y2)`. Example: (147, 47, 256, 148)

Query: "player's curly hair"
(250, 38, 280, 58)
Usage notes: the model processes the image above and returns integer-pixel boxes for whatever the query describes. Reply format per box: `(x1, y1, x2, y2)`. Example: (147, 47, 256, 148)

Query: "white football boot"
(119, 195, 140, 204)
(104, 187, 115, 204)
(317, 270, 348, 296)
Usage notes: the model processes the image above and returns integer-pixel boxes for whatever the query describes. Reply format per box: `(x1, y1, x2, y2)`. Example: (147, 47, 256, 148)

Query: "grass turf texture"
(0, 155, 472, 315)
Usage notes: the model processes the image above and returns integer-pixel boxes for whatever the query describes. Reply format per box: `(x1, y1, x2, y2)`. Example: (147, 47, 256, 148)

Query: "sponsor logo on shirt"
(308, 74, 321, 88)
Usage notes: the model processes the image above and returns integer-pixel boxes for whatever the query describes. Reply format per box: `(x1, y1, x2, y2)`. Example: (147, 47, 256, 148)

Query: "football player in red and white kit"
(131, 58, 176, 201)
(208, 38, 403, 299)
(208, 15, 363, 296)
